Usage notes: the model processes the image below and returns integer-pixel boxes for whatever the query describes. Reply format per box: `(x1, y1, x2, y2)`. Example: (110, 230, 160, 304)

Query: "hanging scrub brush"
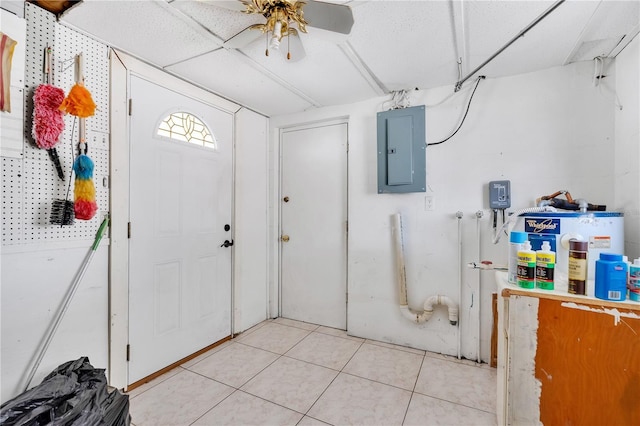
(32, 46, 65, 180)
(50, 119, 76, 226)
(59, 53, 95, 118)
(73, 118, 97, 220)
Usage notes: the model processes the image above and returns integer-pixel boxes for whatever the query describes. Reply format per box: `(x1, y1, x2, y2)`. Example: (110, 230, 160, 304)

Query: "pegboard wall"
(2, 2, 110, 245)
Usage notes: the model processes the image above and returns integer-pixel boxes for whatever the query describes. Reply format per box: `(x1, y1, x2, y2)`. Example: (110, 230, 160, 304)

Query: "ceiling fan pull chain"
(265, 31, 269, 56)
(287, 25, 291, 60)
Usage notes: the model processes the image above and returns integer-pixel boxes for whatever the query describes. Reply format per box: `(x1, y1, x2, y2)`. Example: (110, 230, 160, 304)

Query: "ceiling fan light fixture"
(243, 0, 309, 36)
(270, 20, 283, 50)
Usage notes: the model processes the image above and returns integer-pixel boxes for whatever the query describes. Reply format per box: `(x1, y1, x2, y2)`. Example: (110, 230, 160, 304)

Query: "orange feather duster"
(59, 81, 95, 118)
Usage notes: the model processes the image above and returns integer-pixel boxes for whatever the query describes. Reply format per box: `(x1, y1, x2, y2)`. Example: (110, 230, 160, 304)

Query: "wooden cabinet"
(496, 271, 640, 425)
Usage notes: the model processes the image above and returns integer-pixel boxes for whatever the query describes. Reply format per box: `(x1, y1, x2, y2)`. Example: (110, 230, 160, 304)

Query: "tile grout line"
(364, 339, 427, 356)
(401, 353, 427, 425)
(186, 344, 298, 426)
(410, 390, 499, 416)
(298, 335, 367, 421)
(270, 318, 320, 332)
(338, 370, 418, 394)
(131, 319, 497, 425)
(127, 365, 188, 400)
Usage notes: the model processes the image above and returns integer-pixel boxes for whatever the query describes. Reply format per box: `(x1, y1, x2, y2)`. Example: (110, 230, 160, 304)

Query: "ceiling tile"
(347, 1, 458, 91)
(235, 31, 381, 107)
(61, 0, 222, 67)
(165, 49, 315, 115)
(565, 0, 640, 62)
(170, 0, 263, 41)
(465, 1, 620, 79)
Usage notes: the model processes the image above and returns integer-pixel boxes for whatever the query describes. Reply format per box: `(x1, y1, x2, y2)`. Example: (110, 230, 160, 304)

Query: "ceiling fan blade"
(223, 25, 264, 49)
(197, 0, 247, 12)
(303, 0, 354, 35)
(282, 32, 306, 62)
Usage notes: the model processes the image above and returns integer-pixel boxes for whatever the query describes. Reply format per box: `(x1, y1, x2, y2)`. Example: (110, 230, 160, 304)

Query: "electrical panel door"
(377, 105, 426, 193)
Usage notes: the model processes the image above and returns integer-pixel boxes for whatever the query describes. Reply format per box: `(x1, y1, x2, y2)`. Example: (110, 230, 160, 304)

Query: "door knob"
(283, 196, 290, 203)
(281, 235, 290, 242)
(221, 239, 234, 248)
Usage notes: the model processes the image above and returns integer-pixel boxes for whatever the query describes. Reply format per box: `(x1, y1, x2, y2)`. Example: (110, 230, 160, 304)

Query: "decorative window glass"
(157, 112, 216, 149)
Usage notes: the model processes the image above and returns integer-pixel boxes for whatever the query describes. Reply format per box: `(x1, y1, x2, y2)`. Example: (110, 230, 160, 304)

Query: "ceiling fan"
(215, 0, 354, 61)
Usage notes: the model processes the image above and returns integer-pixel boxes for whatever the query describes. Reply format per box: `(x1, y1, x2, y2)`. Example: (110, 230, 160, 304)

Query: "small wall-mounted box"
(377, 105, 426, 193)
(489, 180, 511, 209)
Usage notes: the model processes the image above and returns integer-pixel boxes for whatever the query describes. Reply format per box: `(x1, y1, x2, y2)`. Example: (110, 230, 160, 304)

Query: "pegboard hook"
(58, 56, 75, 74)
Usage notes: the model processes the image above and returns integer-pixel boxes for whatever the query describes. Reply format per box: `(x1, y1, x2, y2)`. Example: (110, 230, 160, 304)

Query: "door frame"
(108, 50, 239, 390)
(276, 119, 349, 327)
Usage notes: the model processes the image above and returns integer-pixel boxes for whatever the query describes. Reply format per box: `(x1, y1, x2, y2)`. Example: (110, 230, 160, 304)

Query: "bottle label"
(608, 290, 622, 300)
(517, 251, 536, 289)
(568, 255, 587, 295)
(568, 257, 587, 280)
(536, 252, 555, 290)
(537, 253, 555, 264)
(518, 252, 536, 264)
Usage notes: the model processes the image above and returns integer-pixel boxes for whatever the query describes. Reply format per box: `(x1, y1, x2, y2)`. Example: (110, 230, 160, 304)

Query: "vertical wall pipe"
(392, 213, 409, 306)
(456, 211, 463, 360)
(475, 210, 484, 363)
(393, 213, 459, 325)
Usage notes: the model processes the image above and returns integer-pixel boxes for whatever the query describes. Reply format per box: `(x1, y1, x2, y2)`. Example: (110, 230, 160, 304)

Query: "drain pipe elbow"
(400, 305, 419, 323)
(423, 295, 459, 326)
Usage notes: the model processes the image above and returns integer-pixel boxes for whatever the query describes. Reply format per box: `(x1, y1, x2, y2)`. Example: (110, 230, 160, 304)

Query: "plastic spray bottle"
(536, 241, 555, 290)
(629, 258, 640, 302)
(517, 240, 536, 289)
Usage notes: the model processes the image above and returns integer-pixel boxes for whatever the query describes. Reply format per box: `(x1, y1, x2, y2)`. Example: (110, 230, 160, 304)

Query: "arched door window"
(157, 112, 216, 150)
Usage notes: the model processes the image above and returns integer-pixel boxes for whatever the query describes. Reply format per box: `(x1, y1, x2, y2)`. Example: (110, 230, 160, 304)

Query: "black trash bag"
(0, 357, 130, 426)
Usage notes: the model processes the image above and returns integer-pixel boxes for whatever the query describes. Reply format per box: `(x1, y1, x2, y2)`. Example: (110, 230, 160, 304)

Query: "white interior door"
(280, 122, 348, 329)
(128, 75, 233, 384)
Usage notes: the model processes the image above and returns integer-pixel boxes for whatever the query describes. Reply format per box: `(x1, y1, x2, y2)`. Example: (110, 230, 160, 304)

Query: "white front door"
(280, 122, 348, 329)
(128, 75, 233, 384)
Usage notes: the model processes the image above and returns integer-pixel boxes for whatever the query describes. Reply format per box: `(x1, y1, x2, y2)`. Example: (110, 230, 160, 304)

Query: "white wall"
(615, 35, 640, 260)
(1, 5, 111, 402)
(234, 108, 270, 333)
(271, 60, 618, 361)
(1, 244, 109, 402)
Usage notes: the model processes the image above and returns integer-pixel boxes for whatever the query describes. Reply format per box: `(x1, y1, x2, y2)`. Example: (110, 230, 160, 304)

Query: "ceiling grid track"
(339, 41, 387, 96)
(229, 49, 323, 108)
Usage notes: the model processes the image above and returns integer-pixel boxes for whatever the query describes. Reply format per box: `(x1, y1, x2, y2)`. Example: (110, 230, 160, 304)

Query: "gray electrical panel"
(377, 105, 426, 193)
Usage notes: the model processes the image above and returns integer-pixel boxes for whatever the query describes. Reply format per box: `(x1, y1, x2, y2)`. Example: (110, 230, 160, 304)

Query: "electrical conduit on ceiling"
(391, 213, 459, 327)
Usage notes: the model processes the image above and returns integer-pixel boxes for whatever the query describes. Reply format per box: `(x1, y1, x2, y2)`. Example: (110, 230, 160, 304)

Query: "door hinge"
(127, 222, 131, 239)
(128, 99, 132, 116)
(346, 220, 348, 233)
(126, 344, 130, 362)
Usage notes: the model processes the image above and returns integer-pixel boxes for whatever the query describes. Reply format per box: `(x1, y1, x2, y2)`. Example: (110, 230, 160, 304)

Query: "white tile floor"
(127, 318, 497, 426)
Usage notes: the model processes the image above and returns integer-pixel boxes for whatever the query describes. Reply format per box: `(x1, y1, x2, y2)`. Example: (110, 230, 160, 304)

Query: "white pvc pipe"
(392, 213, 408, 306)
(456, 211, 463, 359)
(475, 210, 483, 363)
(393, 213, 459, 326)
(399, 295, 458, 325)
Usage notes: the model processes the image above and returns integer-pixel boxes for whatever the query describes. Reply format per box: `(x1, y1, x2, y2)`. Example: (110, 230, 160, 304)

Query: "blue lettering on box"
(524, 218, 561, 234)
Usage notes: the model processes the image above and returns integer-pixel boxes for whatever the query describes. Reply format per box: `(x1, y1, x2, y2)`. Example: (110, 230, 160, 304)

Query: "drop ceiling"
(55, 0, 640, 116)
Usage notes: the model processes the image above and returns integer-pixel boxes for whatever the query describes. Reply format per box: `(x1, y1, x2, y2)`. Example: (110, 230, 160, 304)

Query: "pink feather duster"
(32, 83, 65, 149)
